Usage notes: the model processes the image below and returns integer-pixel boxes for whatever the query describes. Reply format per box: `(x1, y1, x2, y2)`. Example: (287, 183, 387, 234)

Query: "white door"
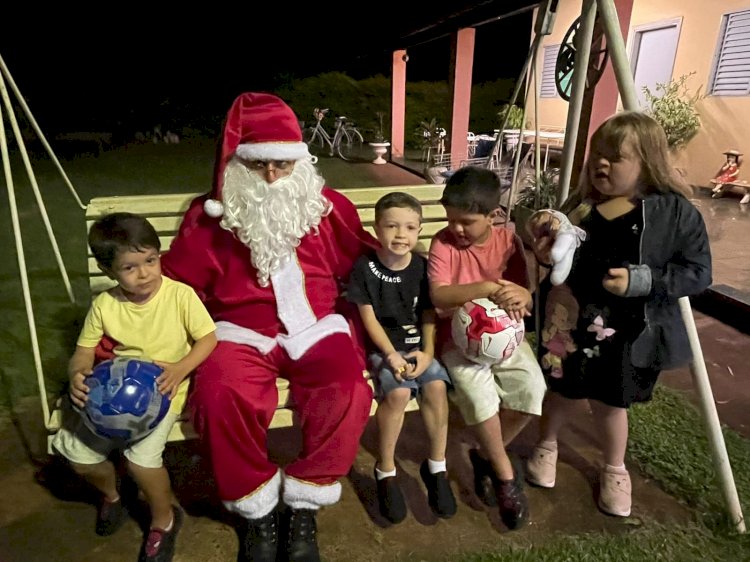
(630, 20, 682, 108)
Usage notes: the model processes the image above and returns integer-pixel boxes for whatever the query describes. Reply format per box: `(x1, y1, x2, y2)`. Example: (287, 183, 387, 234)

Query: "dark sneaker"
(284, 508, 320, 562)
(374, 468, 407, 523)
(238, 510, 278, 562)
(469, 448, 497, 507)
(494, 469, 529, 530)
(139, 506, 184, 562)
(95, 497, 128, 536)
(419, 460, 457, 519)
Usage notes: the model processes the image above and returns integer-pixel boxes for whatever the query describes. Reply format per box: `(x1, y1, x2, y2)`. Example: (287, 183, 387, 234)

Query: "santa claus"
(161, 92, 378, 562)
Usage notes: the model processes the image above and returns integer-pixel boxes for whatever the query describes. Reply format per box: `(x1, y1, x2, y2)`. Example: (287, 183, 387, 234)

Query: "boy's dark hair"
(88, 212, 161, 270)
(440, 166, 502, 215)
(374, 191, 423, 223)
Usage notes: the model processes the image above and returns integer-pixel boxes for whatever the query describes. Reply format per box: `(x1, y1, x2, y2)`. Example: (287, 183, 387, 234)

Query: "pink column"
(589, 0, 635, 139)
(391, 50, 407, 158)
(449, 28, 475, 168)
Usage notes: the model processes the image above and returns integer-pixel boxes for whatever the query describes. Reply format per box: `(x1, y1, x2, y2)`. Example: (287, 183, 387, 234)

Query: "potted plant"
(415, 118, 447, 163)
(497, 103, 525, 152)
(642, 73, 703, 177)
(368, 111, 390, 164)
(511, 167, 561, 247)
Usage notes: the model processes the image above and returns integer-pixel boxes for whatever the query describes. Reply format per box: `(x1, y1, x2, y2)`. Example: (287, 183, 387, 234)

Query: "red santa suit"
(161, 92, 378, 520)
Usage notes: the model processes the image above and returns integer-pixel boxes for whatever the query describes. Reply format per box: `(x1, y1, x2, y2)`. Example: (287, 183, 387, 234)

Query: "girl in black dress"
(525, 112, 712, 517)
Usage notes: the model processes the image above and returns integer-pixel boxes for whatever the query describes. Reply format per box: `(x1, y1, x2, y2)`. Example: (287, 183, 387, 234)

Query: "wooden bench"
(46, 184, 447, 449)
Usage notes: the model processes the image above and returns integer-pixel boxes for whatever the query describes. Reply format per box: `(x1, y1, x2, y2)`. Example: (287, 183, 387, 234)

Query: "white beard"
(219, 158, 331, 287)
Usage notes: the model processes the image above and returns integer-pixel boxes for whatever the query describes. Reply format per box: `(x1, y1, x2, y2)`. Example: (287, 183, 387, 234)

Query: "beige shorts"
(51, 405, 179, 469)
(442, 340, 547, 425)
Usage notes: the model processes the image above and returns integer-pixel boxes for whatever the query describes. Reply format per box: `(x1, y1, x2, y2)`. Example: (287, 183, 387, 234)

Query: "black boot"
(237, 510, 278, 562)
(284, 508, 321, 562)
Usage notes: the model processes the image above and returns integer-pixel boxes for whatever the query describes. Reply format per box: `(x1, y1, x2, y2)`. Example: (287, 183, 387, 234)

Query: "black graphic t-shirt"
(347, 253, 433, 352)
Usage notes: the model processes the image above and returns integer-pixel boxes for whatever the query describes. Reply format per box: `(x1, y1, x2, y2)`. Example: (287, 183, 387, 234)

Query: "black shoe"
(494, 467, 529, 530)
(138, 506, 184, 562)
(469, 448, 497, 507)
(284, 508, 320, 562)
(374, 468, 407, 523)
(419, 460, 457, 519)
(95, 497, 128, 536)
(237, 510, 279, 562)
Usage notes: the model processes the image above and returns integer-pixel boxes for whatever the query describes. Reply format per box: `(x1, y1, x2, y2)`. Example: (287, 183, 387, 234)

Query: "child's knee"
(382, 387, 412, 409)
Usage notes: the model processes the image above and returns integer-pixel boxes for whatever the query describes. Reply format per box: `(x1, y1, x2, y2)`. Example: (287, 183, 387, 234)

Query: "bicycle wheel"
(337, 131, 366, 161)
(303, 127, 327, 158)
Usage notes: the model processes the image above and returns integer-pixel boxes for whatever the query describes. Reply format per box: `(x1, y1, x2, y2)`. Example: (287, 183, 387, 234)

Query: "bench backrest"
(85, 184, 447, 293)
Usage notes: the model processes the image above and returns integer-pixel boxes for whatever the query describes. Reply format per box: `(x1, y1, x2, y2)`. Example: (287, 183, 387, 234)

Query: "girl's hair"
(375, 191, 423, 223)
(440, 166, 502, 215)
(576, 111, 692, 203)
(88, 212, 161, 270)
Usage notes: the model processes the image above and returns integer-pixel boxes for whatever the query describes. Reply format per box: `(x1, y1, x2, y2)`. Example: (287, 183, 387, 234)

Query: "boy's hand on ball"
(154, 361, 188, 399)
(69, 369, 92, 408)
(602, 268, 629, 296)
(490, 280, 532, 322)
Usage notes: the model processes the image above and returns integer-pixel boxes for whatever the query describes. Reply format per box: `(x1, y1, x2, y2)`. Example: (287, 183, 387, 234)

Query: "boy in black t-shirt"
(348, 192, 455, 524)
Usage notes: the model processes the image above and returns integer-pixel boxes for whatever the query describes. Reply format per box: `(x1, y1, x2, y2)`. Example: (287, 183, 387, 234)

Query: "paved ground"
(1, 157, 747, 561)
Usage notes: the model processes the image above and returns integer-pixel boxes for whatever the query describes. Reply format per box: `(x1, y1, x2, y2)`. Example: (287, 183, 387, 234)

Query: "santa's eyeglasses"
(246, 160, 294, 171)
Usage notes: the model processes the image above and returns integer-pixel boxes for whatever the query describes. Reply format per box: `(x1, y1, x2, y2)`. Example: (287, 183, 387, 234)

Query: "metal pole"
(0, 85, 51, 430)
(0, 70, 76, 303)
(558, 0, 597, 206)
(0, 54, 86, 210)
(597, 0, 745, 533)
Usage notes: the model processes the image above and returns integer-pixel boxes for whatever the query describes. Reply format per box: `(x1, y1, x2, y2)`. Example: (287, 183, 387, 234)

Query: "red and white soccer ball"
(451, 298, 525, 366)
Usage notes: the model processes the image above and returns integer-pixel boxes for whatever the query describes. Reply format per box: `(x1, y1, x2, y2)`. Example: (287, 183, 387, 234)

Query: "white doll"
(527, 209, 586, 286)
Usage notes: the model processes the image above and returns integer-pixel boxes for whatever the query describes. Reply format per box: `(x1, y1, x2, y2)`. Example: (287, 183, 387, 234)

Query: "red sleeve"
(160, 195, 221, 301)
(324, 188, 380, 281)
(505, 232, 530, 290)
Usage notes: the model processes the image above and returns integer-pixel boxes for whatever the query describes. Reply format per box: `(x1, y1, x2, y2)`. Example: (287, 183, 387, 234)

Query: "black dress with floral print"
(550, 200, 661, 408)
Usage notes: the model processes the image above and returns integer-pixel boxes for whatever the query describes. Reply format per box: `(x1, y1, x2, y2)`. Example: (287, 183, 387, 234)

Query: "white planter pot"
(368, 142, 391, 165)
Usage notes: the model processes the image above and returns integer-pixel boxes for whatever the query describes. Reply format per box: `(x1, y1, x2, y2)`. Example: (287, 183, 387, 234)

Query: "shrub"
(642, 73, 703, 149)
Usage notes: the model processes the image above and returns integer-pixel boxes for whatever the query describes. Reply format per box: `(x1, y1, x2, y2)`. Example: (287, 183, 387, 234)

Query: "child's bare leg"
(589, 400, 628, 467)
(473, 415, 514, 480)
(70, 460, 119, 501)
(375, 388, 412, 472)
(127, 461, 174, 529)
(538, 392, 582, 445)
(419, 380, 449, 461)
(499, 409, 534, 446)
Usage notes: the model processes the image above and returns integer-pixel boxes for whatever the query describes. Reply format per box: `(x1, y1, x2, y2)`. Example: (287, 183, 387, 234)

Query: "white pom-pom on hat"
(204, 199, 225, 218)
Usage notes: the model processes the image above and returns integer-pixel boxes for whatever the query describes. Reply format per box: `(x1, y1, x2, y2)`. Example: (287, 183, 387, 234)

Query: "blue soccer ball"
(81, 357, 170, 442)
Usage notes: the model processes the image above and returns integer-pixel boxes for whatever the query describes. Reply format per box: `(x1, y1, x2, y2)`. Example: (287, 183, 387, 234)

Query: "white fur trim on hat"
(204, 198, 225, 218)
(235, 142, 310, 161)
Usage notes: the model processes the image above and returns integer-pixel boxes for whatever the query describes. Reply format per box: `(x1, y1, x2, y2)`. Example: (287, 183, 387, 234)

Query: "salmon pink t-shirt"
(428, 225, 529, 345)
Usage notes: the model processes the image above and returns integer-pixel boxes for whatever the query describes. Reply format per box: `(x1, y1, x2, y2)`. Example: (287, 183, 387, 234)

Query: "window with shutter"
(709, 9, 750, 96)
(540, 44, 561, 98)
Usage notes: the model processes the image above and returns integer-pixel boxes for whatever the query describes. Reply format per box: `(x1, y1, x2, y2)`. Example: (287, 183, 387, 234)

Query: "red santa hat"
(203, 92, 311, 218)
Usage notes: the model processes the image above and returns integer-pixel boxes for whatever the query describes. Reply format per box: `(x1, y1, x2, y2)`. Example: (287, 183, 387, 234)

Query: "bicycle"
(303, 108, 366, 161)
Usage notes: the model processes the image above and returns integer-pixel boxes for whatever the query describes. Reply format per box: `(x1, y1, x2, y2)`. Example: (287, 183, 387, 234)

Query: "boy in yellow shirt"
(52, 212, 217, 562)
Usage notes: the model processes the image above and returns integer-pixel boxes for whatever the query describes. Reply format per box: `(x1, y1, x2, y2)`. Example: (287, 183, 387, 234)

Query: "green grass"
(3, 139, 749, 560)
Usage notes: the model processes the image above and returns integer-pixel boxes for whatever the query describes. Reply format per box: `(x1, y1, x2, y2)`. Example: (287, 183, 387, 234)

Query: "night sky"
(0, 3, 534, 133)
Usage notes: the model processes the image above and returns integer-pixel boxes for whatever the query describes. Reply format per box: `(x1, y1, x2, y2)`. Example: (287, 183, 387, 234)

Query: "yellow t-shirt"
(77, 276, 215, 413)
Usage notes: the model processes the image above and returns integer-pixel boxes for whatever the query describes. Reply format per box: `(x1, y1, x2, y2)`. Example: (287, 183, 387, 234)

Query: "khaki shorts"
(442, 340, 546, 425)
(52, 404, 179, 469)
